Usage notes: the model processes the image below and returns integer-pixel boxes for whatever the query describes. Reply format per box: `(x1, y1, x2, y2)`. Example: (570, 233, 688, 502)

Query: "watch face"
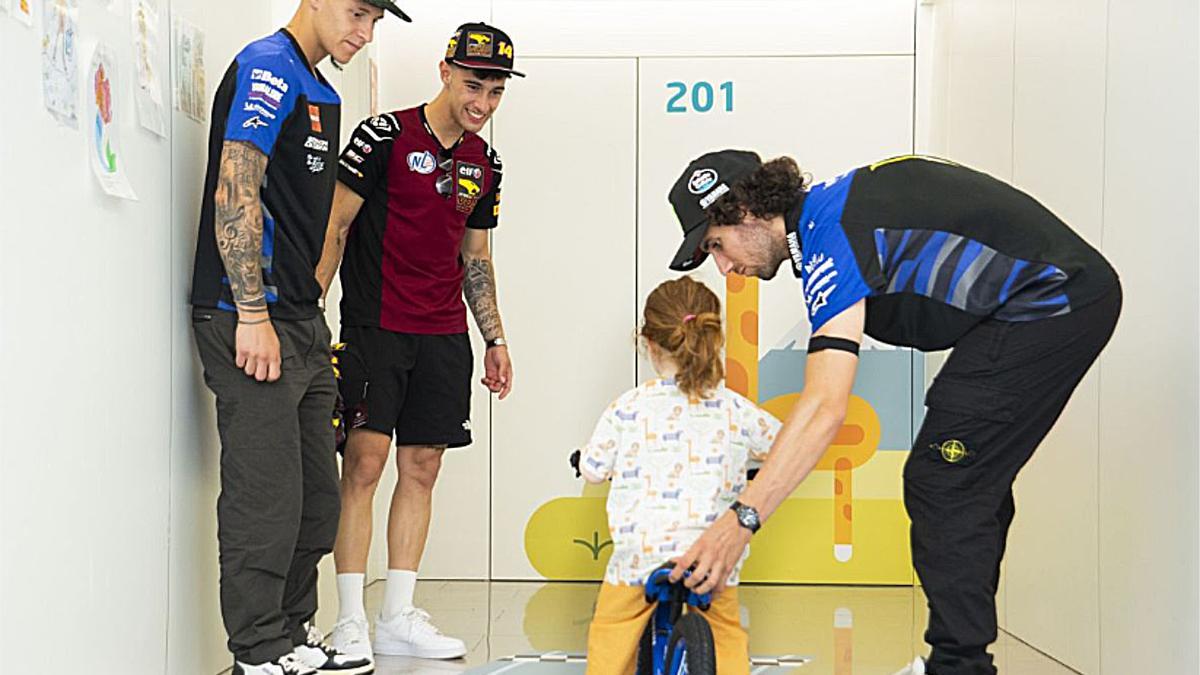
(737, 504, 760, 530)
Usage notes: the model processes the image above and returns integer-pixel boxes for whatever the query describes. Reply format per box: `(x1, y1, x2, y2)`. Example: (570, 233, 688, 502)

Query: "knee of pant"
(399, 449, 443, 491)
(343, 447, 389, 490)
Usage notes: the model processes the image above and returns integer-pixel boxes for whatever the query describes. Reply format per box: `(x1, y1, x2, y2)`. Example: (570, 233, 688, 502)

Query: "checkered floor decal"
(494, 652, 813, 666)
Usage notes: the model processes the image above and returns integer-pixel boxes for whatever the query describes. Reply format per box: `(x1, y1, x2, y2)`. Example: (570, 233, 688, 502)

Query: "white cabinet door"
(489, 58, 639, 579)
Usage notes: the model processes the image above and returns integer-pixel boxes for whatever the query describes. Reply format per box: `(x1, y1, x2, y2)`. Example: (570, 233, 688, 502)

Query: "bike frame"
(644, 566, 712, 675)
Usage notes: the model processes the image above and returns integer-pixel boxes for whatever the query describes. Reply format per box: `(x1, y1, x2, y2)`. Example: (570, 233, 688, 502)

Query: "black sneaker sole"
(315, 664, 373, 675)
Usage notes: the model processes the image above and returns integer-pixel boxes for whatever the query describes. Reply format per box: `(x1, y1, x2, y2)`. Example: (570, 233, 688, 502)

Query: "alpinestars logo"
(803, 252, 838, 318)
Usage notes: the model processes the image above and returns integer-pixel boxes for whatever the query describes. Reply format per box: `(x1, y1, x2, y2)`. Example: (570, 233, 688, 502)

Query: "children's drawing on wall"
(173, 17, 207, 123)
(88, 44, 137, 200)
(131, 0, 166, 137)
(41, 0, 79, 128)
(13, 0, 35, 27)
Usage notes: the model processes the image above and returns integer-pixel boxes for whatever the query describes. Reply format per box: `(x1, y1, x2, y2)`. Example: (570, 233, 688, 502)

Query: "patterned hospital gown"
(580, 378, 781, 586)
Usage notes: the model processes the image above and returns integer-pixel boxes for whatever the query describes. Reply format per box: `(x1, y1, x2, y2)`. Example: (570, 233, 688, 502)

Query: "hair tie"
(682, 314, 697, 323)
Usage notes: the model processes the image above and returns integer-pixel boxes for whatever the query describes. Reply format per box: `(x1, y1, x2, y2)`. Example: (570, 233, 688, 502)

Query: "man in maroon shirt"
(315, 21, 520, 661)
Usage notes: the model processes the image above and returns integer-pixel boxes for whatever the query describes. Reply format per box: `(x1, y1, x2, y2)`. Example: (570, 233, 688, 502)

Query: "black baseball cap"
(363, 0, 412, 22)
(444, 22, 526, 78)
(667, 150, 763, 271)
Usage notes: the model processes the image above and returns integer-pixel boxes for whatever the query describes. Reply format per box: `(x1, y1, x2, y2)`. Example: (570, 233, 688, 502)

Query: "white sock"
(336, 573, 367, 621)
(381, 569, 418, 620)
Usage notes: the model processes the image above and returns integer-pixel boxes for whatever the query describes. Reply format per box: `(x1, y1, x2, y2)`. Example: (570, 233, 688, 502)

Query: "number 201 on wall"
(666, 81, 734, 113)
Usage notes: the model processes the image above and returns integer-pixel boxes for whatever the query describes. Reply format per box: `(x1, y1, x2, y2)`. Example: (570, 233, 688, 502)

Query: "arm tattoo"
(214, 141, 269, 312)
(463, 256, 505, 342)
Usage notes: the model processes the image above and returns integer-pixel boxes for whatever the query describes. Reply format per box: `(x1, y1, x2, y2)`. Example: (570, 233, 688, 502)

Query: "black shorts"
(336, 326, 474, 449)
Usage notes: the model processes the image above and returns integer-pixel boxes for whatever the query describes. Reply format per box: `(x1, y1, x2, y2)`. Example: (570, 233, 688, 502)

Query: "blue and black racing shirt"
(191, 30, 341, 320)
(785, 156, 1119, 350)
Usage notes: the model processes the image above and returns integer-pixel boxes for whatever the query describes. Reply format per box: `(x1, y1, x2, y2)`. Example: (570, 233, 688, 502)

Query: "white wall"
(0, 1, 371, 673)
(920, 0, 1199, 672)
(1096, 0, 1198, 672)
(0, 1, 174, 672)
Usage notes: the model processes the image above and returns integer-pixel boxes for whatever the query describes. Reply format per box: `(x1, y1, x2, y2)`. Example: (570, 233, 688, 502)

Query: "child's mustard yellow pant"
(585, 582, 749, 675)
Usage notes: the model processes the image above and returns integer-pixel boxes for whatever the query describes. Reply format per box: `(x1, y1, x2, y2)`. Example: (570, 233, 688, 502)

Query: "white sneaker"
(892, 657, 927, 675)
(233, 653, 317, 675)
(373, 607, 467, 659)
(329, 615, 374, 661)
(295, 623, 374, 674)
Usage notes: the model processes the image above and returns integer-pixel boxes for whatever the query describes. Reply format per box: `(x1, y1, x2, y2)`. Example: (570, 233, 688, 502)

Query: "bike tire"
(635, 616, 654, 674)
(665, 612, 717, 675)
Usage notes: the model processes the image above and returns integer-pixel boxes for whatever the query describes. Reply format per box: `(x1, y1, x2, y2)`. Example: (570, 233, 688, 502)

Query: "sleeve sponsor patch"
(225, 61, 298, 155)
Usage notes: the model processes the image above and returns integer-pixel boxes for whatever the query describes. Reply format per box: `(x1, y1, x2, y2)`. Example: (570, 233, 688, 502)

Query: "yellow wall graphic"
(524, 274, 914, 584)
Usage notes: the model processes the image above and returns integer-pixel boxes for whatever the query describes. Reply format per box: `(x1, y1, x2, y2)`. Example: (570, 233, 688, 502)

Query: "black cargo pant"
(904, 285, 1122, 675)
(193, 310, 341, 664)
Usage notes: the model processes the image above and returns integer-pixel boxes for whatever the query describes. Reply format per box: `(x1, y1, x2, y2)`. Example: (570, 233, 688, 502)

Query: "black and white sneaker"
(233, 653, 317, 675)
(294, 623, 374, 674)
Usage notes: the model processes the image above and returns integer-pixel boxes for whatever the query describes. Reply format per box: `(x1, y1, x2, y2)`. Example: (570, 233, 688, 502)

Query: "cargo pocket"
(909, 375, 1022, 476)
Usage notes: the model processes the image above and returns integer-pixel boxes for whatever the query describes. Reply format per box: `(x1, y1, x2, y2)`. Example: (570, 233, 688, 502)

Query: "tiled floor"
(353, 580, 1081, 675)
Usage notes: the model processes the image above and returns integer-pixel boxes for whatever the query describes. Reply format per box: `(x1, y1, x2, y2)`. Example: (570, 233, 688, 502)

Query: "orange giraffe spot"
(740, 310, 759, 346)
(727, 274, 746, 293)
(726, 359, 749, 395)
(843, 504, 853, 520)
(834, 425, 865, 445)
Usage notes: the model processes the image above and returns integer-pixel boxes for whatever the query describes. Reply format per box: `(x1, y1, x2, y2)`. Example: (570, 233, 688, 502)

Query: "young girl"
(580, 276, 781, 675)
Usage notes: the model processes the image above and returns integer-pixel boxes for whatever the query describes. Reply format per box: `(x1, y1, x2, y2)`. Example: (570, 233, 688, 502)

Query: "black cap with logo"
(444, 22, 526, 78)
(667, 149, 763, 271)
(363, 0, 412, 22)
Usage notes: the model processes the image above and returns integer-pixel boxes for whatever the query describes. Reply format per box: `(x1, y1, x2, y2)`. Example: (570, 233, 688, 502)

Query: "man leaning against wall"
(188, 2, 410, 674)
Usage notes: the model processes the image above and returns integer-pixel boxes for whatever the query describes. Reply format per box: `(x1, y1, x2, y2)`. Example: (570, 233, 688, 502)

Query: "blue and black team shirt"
(191, 30, 341, 320)
(785, 156, 1119, 350)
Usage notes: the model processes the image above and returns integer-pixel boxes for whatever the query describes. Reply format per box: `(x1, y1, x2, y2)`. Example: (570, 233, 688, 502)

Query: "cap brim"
(366, 0, 412, 22)
(669, 222, 710, 272)
(447, 58, 526, 77)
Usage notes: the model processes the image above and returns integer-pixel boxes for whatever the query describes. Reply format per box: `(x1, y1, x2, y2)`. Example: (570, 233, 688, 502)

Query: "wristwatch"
(486, 337, 507, 349)
(730, 501, 762, 534)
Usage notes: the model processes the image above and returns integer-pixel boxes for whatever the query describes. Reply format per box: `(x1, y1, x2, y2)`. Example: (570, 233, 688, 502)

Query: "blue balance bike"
(637, 563, 717, 675)
(569, 450, 718, 675)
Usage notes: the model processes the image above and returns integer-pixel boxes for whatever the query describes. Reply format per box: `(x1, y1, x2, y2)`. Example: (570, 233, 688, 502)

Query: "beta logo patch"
(466, 31, 493, 57)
